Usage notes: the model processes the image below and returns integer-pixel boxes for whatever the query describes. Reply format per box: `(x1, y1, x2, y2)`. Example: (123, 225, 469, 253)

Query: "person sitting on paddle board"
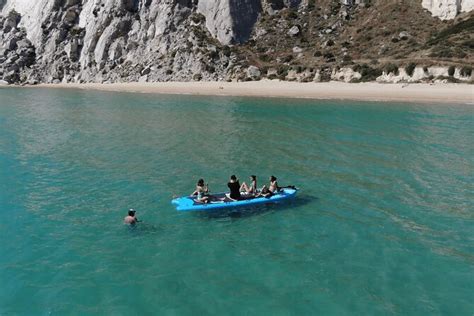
(227, 175, 241, 201)
(259, 176, 280, 197)
(240, 175, 257, 195)
(192, 179, 210, 203)
(124, 209, 139, 225)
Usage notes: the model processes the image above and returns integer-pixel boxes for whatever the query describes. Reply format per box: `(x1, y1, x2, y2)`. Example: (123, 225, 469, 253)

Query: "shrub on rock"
(384, 63, 399, 76)
(460, 66, 472, 77)
(405, 63, 416, 77)
(448, 65, 455, 77)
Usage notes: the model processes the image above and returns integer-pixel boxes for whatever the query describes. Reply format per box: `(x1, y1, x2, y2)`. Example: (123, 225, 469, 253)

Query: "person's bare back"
(124, 209, 138, 225)
(124, 215, 137, 224)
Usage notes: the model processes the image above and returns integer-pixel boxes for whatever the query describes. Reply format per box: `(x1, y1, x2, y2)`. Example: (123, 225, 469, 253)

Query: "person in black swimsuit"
(227, 175, 241, 200)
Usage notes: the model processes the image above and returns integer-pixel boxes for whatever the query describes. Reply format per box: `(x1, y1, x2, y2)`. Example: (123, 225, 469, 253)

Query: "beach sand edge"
(9, 81, 474, 104)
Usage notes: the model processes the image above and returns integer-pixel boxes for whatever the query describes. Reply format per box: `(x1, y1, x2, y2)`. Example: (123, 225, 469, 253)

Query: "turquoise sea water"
(0, 87, 473, 315)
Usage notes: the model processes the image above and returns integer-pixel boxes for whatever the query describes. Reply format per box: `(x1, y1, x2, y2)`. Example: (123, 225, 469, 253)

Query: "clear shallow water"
(0, 87, 473, 315)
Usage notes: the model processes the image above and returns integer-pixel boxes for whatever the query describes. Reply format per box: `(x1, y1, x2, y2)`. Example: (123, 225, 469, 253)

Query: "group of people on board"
(191, 175, 280, 204)
(124, 175, 282, 224)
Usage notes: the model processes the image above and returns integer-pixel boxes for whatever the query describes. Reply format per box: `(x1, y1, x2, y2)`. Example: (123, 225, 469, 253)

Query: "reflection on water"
(1, 88, 473, 315)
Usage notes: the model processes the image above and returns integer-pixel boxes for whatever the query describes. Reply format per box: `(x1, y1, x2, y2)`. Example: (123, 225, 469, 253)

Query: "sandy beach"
(29, 81, 474, 104)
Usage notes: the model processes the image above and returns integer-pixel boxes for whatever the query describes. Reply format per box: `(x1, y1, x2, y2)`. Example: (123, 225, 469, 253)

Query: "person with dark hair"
(240, 175, 257, 194)
(227, 175, 241, 200)
(124, 208, 139, 225)
(192, 178, 210, 203)
(260, 176, 280, 197)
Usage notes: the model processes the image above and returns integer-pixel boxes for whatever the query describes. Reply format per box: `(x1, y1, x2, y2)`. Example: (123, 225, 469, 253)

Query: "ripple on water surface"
(0, 88, 473, 315)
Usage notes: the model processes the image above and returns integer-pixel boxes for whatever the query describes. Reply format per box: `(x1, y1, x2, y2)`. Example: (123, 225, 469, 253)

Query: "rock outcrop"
(0, 0, 473, 84)
(1, 0, 239, 84)
(422, 0, 474, 19)
(198, 0, 262, 44)
(0, 10, 36, 83)
(376, 66, 473, 83)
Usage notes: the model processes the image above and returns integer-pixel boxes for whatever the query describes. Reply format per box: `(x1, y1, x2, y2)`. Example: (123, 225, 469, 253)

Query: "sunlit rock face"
(0, 0, 473, 84)
(1, 0, 53, 46)
(0, 0, 238, 83)
(422, 0, 474, 20)
(0, 0, 274, 84)
(460, 0, 474, 12)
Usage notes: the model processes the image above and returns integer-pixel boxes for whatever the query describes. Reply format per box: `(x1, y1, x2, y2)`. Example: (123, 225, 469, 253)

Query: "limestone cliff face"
(0, 0, 241, 83)
(0, 0, 277, 83)
(1, 0, 54, 47)
(197, 0, 235, 45)
(0, 0, 473, 84)
(197, 0, 263, 44)
(422, 0, 474, 19)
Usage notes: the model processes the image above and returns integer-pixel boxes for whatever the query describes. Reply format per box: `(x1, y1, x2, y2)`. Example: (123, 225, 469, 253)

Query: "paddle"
(280, 185, 297, 190)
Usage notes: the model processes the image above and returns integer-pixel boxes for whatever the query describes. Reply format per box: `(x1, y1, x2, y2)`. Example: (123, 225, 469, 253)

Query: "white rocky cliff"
(422, 0, 474, 19)
(197, 0, 262, 44)
(0, 0, 279, 83)
(0, 0, 473, 84)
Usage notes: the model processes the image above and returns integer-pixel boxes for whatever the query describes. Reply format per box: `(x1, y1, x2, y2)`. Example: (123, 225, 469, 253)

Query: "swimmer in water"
(124, 209, 139, 225)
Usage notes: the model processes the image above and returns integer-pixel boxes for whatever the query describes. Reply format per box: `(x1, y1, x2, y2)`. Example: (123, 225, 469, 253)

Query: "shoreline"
(8, 81, 474, 104)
